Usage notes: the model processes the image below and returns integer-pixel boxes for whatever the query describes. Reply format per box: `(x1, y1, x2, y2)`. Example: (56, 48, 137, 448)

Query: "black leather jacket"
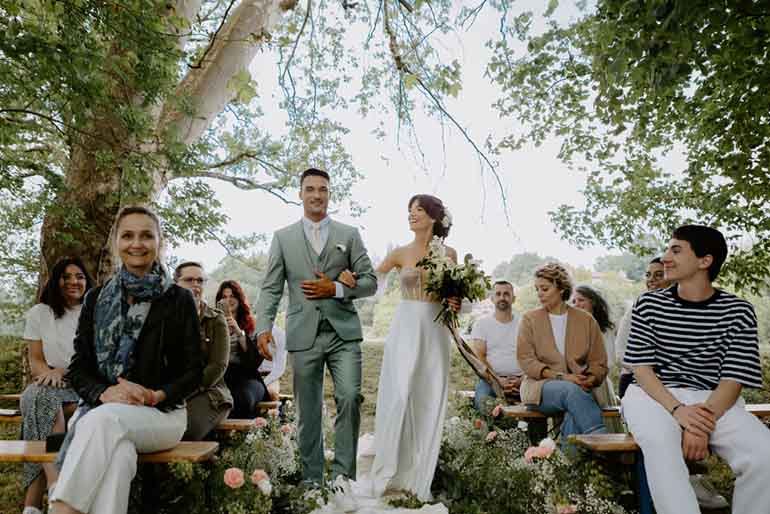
(66, 283, 203, 411)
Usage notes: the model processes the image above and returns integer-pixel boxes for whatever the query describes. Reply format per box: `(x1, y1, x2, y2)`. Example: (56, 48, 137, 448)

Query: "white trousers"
(622, 385, 770, 514)
(50, 403, 186, 514)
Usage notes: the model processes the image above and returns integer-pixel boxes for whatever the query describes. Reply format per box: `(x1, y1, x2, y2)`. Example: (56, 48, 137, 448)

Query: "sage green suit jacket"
(255, 219, 377, 351)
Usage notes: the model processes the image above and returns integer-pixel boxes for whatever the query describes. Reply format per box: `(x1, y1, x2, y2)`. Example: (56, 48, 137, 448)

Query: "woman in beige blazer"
(516, 263, 608, 448)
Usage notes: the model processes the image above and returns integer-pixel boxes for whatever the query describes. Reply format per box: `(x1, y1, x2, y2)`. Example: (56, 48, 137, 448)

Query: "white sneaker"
(690, 474, 729, 509)
(22, 507, 43, 514)
(332, 475, 359, 513)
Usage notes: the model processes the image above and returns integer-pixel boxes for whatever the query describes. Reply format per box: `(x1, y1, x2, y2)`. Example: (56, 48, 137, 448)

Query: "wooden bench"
(0, 440, 218, 463)
(502, 404, 622, 420)
(0, 393, 21, 402)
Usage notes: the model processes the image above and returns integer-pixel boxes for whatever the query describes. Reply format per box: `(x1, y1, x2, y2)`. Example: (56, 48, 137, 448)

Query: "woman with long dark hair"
(215, 280, 268, 418)
(50, 206, 202, 514)
(20, 257, 93, 514)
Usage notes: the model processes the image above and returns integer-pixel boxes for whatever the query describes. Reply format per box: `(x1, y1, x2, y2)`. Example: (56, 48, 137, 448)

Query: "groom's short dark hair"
(300, 167, 330, 186)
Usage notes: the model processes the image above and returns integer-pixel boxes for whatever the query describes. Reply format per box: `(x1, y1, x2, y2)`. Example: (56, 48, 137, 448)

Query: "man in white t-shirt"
(471, 280, 522, 410)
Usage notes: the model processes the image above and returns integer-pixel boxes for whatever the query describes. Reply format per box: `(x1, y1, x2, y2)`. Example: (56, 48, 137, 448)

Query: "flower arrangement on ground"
(435, 405, 631, 514)
(416, 236, 491, 327)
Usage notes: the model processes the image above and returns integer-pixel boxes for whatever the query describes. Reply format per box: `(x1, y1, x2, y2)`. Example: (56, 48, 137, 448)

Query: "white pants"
(622, 385, 770, 514)
(51, 403, 187, 514)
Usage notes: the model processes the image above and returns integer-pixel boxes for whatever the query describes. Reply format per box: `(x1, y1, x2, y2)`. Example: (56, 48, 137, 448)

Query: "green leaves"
(488, 0, 770, 292)
(227, 69, 259, 105)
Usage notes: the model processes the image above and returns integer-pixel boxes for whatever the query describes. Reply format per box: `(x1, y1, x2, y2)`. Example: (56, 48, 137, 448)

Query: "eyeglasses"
(180, 277, 208, 285)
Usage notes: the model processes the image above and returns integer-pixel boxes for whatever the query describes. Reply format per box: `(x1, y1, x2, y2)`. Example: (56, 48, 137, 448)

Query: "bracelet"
(670, 403, 684, 415)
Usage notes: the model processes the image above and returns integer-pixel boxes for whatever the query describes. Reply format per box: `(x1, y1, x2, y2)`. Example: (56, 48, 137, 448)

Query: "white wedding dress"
(370, 267, 451, 500)
(311, 268, 451, 514)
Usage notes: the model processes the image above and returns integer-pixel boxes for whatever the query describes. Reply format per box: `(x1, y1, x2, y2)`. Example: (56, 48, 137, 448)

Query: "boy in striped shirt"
(622, 225, 770, 514)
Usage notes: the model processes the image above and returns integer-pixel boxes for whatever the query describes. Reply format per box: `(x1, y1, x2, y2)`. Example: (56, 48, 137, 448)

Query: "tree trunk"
(37, 0, 288, 287)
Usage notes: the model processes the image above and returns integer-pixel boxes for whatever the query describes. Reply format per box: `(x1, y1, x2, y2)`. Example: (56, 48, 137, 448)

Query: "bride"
(343, 194, 459, 502)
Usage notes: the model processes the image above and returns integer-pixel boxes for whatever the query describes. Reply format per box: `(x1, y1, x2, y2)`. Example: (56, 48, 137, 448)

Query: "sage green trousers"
(290, 319, 363, 483)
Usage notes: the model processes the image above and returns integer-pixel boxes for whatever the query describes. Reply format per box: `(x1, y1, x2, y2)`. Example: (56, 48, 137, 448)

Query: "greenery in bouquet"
(416, 236, 492, 328)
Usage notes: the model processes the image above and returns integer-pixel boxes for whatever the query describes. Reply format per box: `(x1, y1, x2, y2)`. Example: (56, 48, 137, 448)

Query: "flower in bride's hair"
(441, 208, 452, 228)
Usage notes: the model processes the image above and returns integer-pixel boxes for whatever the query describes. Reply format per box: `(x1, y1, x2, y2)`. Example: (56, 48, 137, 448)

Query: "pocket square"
(336, 243, 347, 252)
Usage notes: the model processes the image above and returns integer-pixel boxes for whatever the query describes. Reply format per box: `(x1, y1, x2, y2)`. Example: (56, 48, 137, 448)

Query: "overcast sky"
(174, 1, 619, 275)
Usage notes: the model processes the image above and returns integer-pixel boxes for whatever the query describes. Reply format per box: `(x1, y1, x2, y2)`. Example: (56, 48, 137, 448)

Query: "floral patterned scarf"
(94, 262, 171, 382)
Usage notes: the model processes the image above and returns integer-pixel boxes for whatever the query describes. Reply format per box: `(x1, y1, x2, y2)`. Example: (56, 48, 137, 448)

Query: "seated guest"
(20, 257, 93, 514)
(50, 206, 202, 514)
(572, 285, 616, 371)
(517, 263, 608, 449)
(257, 324, 287, 401)
(174, 262, 232, 440)
(615, 257, 672, 398)
(571, 284, 622, 432)
(216, 280, 268, 418)
(622, 225, 770, 514)
(470, 280, 522, 410)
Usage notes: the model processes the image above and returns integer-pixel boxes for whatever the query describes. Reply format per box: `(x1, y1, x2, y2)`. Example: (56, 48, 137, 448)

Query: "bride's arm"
(376, 248, 400, 274)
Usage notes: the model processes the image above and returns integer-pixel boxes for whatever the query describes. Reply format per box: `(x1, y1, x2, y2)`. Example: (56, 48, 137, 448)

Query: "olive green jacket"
(195, 302, 233, 409)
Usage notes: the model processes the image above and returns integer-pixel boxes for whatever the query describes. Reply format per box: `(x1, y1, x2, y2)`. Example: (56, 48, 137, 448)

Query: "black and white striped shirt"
(624, 286, 763, 390)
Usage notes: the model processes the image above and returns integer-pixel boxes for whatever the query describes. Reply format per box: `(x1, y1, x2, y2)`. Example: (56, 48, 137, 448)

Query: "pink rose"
(485, 431, 498, 442)
(524, 446, 538, 463)
(538, 438, 556, 458)
(557, 505, 577, 514)
(224, 467, 245, 489)
(254, 417, 268, 428)
(473, 419, 484, 430)
(524, 445, 553, 462)
(280, 423, 294, 434)
(492, 404, 503, 418)
(251, 468, 269, 485)
(267, 408, 279, 418)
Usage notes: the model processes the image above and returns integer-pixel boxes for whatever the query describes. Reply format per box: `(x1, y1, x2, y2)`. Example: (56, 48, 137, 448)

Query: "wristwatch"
(554, 372, 565, 380)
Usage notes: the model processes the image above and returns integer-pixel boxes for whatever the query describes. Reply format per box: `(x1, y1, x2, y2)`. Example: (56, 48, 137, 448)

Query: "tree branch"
(188, 0, 239, 69)
(382, 1, 511, 223)
(179, 170, 301, 205)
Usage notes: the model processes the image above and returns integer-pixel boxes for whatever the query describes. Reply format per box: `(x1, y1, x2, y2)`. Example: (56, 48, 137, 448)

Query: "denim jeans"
(474, 379, 497, 411)
(535, 380, 607, 450)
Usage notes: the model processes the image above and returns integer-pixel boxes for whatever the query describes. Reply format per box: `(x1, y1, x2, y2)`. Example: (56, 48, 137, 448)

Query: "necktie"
(311, 223, 323, 255)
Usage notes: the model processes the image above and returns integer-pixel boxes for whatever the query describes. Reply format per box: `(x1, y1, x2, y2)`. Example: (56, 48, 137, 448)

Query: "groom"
(255, 168, 377, 506)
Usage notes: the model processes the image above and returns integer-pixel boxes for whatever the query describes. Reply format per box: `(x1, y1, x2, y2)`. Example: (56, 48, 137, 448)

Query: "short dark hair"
(174, 261, 203, 281)
(40, 257, 95, 318)
(671, 225, 728, 281)
(408, 194, 451, 238)
(300, 168, 330, 186)
(649, 256, 663, 265)
(493, 280, 514, 292)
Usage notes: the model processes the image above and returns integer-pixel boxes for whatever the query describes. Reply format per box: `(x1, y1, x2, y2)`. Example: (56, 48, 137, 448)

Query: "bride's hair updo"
(408, 194, 452, 239)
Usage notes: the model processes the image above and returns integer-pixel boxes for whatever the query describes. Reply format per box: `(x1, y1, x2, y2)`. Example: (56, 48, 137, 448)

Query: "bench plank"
(0, 441, 218, 463)
(571, 434, 639, 453)
(0, 394, 21, 402)
(216, 419, 255, 432)
(502, 405, 621, 419)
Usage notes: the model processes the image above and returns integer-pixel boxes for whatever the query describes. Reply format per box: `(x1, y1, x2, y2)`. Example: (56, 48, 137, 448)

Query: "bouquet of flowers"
(416, 235, 492, 328)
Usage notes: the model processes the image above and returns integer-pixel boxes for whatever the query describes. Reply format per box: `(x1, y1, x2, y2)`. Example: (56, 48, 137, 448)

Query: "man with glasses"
(174, 262, 233, 440)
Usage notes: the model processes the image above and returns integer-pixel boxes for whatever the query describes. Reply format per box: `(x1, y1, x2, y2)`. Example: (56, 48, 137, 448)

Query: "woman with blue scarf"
(50, 206, 203, 514)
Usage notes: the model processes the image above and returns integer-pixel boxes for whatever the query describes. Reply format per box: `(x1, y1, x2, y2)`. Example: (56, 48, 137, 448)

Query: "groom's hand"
(257, 331, 274, 360)
(301, 271, 336, 299)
